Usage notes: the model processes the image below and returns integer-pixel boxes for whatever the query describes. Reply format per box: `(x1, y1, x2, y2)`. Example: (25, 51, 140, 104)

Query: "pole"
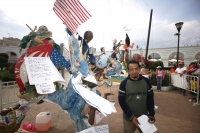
(60, 43, 65, 79)
(176, 32, 180, 66)
(0, 80, 2, 110)
(145, 9, 153, 62)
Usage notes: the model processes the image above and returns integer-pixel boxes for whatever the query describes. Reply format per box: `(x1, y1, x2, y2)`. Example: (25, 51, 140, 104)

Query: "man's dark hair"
(84, 31, 93, 39)
(127, 60, 141, 70)
(100, 47, 104, 52)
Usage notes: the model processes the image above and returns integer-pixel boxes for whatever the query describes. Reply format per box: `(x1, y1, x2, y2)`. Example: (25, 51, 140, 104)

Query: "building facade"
(96, 46, 200, 67)
(1, 37, 199, 66)
(0, 37, 26, 63)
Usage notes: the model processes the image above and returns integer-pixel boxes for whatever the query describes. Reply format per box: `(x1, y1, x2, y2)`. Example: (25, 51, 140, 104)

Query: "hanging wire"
(120, 0, 126, 40)
(142, 0, 152, 9)
(135, 0, 146, 48)
(108, 0, 113, 42)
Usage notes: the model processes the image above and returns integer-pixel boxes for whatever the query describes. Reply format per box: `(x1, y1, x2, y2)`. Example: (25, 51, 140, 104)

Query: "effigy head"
(113, 39, 117, 44)
(34, 25, 53, 45)
(38, 25, 48, 32)
(84, 31, 93, 43)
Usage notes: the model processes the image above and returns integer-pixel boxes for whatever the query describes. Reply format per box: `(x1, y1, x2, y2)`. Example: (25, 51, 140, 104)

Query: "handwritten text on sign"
(79, 125, 109, 133)
(25, 57, 56, 84)
(24, 57, 66, 94)
(35, 82, 55, 94)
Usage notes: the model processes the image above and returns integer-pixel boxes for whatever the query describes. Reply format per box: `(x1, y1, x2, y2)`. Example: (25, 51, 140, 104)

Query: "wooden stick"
(26, 24, 37, 32)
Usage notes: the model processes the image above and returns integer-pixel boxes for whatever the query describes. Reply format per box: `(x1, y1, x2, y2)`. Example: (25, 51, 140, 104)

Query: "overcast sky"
(0, 0, 200, 52)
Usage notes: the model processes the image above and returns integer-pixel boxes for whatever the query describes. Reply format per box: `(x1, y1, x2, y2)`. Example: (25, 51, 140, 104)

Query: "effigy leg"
(47, 80, 88, 132)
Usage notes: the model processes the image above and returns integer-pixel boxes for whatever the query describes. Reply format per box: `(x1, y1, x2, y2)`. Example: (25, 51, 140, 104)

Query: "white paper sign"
(35, 82, 55, 94)
(95, 125, 109, 133)
(79, 126, 96, 133)
(79, 125, 109, 133)
(138, 115, 157, 133)
(24, 57, 67, 94)
(95, 110, 104, 124)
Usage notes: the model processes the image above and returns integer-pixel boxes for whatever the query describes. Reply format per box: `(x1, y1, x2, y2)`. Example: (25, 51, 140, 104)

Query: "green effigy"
(18, 25, 60, 52)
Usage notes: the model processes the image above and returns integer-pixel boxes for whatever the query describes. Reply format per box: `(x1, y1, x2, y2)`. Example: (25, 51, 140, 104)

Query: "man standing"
(175, 62, 187, 96)
(118, 60, 155, 133)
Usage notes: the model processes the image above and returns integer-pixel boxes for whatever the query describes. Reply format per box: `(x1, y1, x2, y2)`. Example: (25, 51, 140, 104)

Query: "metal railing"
(170, 73, 199, 106)
(0, 81, 20, 110)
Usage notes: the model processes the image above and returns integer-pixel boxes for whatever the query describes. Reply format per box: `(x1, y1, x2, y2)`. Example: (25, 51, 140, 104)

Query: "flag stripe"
(63, 0, 83, 24)
(74, 0, 92, 19)
(53, 0, 92, 33)
(54, 1, 78, 27)
(53, 8, 77, 33)
(53, 3, 77, 32)
(68, 0, 89, 23)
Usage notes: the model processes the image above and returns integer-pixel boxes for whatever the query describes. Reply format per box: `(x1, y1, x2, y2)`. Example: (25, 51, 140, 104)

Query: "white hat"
(156, 66, 161, 68)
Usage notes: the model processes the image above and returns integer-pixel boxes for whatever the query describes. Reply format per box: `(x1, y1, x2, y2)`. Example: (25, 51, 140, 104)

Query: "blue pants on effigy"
(48, 80, 87, 132)
(106, 59, 122, 76)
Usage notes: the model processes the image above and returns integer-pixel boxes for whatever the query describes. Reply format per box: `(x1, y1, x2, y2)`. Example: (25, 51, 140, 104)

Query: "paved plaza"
(15, 84, 200, 133)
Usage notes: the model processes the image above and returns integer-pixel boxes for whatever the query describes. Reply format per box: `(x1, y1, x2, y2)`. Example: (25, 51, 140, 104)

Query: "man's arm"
(144, 78, 155, 119)
(118, 78, 135, 121)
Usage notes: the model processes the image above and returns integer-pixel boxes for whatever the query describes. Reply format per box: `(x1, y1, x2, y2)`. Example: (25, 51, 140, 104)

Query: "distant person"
(188, 63, 200, 102)
(118, 60, 155, 133)
(175, 62, 187, 96)
(111, 39, 121, 60)
(169, 65, 176, 73)
(193, 63, 200, 76)
(187, 62, 197, 75)
(156, 66, 165, 91)
(100, 47, 106, 55)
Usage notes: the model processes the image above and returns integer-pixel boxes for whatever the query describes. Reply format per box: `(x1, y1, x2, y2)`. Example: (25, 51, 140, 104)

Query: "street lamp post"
(175, 22, 184, 66)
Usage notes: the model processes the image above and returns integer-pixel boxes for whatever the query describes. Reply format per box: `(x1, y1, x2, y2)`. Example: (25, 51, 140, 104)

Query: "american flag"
(53, 0, 92, 34)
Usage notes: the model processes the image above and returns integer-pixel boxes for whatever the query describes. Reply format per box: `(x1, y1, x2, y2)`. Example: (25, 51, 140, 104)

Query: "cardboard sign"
(95, 125, 109, 133)
(24, 57, 66, 94)
(79, 125, 109, 133)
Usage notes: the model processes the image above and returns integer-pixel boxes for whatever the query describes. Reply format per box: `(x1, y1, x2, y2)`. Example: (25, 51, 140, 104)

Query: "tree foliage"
(0, 53, 9, 59)
(0, 56, 8, 63)
(9, 63, 16, 73)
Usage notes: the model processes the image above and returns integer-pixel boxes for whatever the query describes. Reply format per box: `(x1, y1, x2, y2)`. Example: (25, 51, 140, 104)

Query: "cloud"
(0, 0, 199, 53)
(0, 9, 29, 38)
(148, 19, 200, 48)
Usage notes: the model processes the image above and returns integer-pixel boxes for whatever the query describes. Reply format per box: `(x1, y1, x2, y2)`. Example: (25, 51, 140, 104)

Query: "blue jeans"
(156, 76, 163, 90)
(180, 89, 185, 95)
(106, 59, 122, 76)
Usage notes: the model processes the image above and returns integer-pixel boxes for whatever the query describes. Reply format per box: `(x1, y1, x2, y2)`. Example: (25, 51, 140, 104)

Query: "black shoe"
(103, 76, 108, 79)
(37, 99, 44, 104)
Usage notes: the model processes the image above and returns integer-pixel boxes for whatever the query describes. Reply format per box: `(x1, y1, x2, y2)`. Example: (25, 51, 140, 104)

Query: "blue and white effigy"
(15, 26, 117, 132)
